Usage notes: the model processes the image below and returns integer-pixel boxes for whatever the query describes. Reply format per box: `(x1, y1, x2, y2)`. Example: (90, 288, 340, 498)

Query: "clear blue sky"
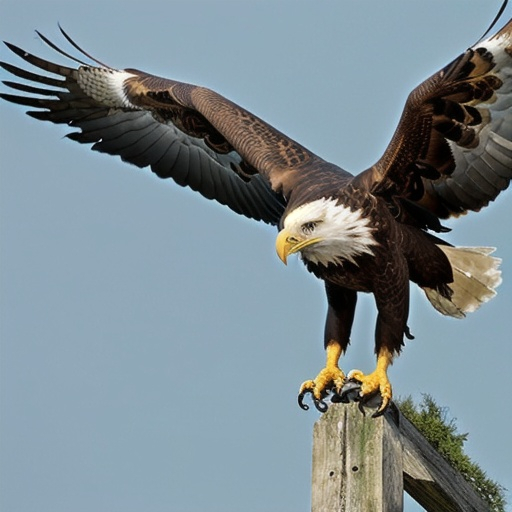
(1, 1, 511, 511)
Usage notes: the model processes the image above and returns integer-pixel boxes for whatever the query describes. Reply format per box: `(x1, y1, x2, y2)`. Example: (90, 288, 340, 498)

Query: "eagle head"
(275, 197, 378, 267)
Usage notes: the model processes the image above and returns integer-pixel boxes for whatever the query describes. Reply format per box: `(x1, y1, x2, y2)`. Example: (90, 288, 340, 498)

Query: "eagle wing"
(0, 28, 335, 225)
(356, 19, 512, 222)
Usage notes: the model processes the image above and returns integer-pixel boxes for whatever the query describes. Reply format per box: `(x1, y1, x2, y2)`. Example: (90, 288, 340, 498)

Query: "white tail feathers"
(423, 246, 502, 319)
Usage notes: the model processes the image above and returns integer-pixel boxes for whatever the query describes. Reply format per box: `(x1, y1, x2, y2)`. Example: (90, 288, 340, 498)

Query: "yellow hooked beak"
(275, 229, 324, 265)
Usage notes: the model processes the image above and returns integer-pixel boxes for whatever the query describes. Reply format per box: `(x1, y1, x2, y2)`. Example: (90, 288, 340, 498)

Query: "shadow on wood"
(311, 402, 489, 512)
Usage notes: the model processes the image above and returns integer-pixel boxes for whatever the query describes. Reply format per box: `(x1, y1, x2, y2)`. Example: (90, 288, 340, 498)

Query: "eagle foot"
(340, 369, 392, 418)
(298, 367, 345, 413)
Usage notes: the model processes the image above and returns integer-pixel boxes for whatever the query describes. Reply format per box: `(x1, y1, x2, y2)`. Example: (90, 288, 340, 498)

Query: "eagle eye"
(302, 221, 318, 235)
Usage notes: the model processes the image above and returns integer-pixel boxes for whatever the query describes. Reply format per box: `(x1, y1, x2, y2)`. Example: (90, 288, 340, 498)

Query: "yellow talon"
(349, 347, 394, 416)
(299, 366, 345, 398)
(298, 341, 345, 412)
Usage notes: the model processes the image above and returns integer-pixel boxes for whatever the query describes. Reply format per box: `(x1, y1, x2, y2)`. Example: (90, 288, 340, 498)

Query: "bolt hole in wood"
(351, 466, 359, 472)
(329, 471, 335, 477)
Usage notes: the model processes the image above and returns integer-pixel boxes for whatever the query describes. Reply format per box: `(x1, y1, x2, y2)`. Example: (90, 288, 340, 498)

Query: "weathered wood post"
(311, 402, 490, 512)
(312, 402, 402, 512)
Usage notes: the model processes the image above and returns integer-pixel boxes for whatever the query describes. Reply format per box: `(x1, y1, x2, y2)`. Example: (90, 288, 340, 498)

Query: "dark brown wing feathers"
(360, 19, 512, 220)
(122, 72, 325, 196)
(0, 37, 298, 224)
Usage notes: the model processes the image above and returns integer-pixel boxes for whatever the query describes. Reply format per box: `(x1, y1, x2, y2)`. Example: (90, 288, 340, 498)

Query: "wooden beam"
(400, 413, 489, 512)
(311, 402, 490, 512)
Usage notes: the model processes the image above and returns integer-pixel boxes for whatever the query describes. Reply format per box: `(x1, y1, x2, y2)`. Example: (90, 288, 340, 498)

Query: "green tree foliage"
(396, 395, 506, 512)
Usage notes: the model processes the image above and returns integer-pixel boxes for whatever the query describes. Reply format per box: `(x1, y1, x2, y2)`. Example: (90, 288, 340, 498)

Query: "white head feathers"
(283, 197, 378, 266)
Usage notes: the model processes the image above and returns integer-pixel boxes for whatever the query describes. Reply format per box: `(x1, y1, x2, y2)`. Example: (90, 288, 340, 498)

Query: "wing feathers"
(0, 32, 288, 225)
(3, 41, 77, 80)
(486, 132, 512, 177)
(364, 18, 512, 220)
(0, 61, 66, 88)
(2, 80, 60, 97)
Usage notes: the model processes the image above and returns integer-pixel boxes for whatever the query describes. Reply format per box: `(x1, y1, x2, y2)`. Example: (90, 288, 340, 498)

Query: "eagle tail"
(423, 246, 502, 318)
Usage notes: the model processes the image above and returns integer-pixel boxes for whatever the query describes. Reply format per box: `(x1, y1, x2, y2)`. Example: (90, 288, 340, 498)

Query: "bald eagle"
(1, 17, 511, 416)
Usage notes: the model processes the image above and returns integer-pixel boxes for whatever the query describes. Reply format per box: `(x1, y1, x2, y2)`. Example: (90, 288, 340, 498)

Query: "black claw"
(298, 388, 330, 413)
(313, 397, 328, 413)
(298, 393, 310, 411)
(371, 399, 390, 418)
(358, 400, 367, 416)
(371, 401, 386, 417)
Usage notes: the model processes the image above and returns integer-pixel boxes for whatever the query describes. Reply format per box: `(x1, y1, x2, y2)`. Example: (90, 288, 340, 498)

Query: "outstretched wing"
(355, 18, 512, 221)
(0, 28, 331, 225)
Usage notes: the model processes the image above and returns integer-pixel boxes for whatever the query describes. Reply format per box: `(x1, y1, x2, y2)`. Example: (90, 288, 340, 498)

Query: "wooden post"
(311, 402, 489, 512)
(312, 402, 402, 512)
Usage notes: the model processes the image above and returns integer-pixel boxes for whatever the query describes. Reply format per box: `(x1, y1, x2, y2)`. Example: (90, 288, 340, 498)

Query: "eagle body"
(279, 184, 455, 351)
(302, 198, 452, 296)
(1, 14, 511, 414)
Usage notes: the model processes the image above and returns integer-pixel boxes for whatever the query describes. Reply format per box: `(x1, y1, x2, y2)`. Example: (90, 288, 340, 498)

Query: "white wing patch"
(77, 68, 138, 109)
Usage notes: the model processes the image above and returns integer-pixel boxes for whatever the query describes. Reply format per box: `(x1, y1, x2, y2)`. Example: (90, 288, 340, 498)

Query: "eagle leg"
(347, 347, 394, 418)
(298, 340, 345, 413)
